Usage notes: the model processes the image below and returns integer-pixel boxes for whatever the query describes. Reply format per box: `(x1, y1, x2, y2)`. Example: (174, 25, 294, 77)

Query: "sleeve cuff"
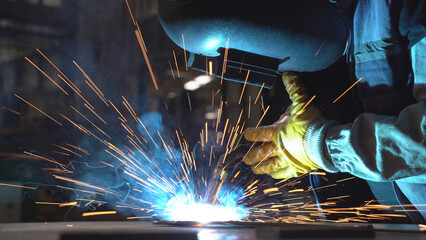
(304, 118, 340, 173)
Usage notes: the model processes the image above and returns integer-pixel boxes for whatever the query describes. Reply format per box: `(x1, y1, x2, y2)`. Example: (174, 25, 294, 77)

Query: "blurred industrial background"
(0, 0, 403, 224)
(0, 0, 288, 222)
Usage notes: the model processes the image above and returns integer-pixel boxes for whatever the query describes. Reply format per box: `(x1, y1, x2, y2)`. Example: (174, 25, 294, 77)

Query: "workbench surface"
(0, 221, 424, 240)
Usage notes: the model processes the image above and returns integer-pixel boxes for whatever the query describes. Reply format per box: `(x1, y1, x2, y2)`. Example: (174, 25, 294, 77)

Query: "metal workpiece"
(0, 222, 425, 240)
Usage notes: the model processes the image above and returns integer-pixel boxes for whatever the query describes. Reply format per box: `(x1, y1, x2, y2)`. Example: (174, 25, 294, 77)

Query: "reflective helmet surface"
(158, 0, 350, 72)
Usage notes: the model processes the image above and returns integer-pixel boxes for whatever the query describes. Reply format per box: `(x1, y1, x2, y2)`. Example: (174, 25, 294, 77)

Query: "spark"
(60, 114, 89, 133)
(366, 214, 407, 218)
(248, 96, 251, 118)
(336, 176, 356, 183)
(333, 77, 362, 103)
(125, 0, 136, 25)
(308, 183, 337, 191)
(57, 75, 93, 108)
(82, 211, 117, 217)
(238, 56, 245, 74)
(315, 37, 328, 56)
(326, 195, 350, 200)
(70, 106, 111, 139)
(255, 105, 270, 128)
(240, 121, 246, 134)
(0, 183, 35, 190)
(212, 90, 215, 106)
(246, 180, 259, 191)
(59, 202, 78, 207)
(73, 61, 109, 106)
(135, 22, 148, 53)
(220, 38, 230, 84)
(205, 122, 208, 143)
(182, 34, 188, 71)
(288, 189, 304, 193)
(1, 106, 20, 115)
(135, 28, 158, 89)
(53, 175, 117, 195)
(25, 57, 69, 95)
(205, 56, 208, 76)
(302, 95, 316, 111)
(209, 146, 213, 167)
(136, 119, 159, 148)
(238, 70, 250, 104)
(108, 100, 127, 122)
(36, 202, 68, 205)
(51, 151, 70, 156)
(200, 130, 205, 150)
(254, 82, 265, 104)
(263, 188, 279, 194)
(168, 59, 175, 79)
(220, 118, 229, 145)
(161, 94, 169, 110)
(209, 61, 213, 76)
(236, 108, 244, 128)
(122, 96, 138, 121)
(56, 74, 78, 92)
(85, 80, 109, 106)
(295, 95, 316, 117)
(23, 151, 66, 168)
(172, 50, 180, 78)
(14, 94, 62, 125)
(52, 144, 83, 157)
(36, 49, 80, 93)
(215, 100, 223, 133)
(187, 92, 192, 111)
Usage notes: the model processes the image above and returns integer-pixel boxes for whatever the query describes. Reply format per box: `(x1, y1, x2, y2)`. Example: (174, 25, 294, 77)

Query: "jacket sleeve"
(304, 37, 426, 183)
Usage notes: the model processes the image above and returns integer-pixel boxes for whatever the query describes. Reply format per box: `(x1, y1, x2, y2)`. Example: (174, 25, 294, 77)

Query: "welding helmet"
(158, 0, 350, 88)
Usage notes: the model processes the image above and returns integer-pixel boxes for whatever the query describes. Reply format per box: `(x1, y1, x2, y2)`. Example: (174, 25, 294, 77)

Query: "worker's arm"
(243, 38, 426, 182)
(307, 37, 426, 183)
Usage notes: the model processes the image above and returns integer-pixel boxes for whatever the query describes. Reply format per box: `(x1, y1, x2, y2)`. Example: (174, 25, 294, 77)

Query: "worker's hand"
(243, 72, 323, 179)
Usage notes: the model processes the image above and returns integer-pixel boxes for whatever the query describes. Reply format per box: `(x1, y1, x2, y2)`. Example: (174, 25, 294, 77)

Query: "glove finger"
(243, 142, 279, 165)
(244, 125, 277, 142)
(272, 145, 311, 176)
(251, 156, 289, 175)
(274, 111, 291, 125)
(269, 167, 299, 179)
(282, 72, 310, 116)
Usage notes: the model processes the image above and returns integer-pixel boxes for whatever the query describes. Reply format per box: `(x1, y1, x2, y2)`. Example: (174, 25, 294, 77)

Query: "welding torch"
(205, 144, 251, 205)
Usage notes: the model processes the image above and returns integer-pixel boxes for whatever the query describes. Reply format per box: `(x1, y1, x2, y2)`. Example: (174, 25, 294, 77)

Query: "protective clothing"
(241, 0, 426, 183)
(304, 1, 426, 183)
(243, 73, 324, 179)
(244, 0, 426, 220)
(307, 0, 426, 220)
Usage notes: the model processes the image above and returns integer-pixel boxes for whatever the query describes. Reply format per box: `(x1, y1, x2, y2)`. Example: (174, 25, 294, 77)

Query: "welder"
(157, 0, 426, 222)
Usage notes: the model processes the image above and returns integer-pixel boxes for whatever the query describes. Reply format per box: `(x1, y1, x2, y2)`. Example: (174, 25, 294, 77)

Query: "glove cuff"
(304, 118, 339, 173)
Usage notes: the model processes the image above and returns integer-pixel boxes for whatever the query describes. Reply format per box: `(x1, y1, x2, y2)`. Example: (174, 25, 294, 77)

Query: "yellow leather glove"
(243, 72, 323, 179)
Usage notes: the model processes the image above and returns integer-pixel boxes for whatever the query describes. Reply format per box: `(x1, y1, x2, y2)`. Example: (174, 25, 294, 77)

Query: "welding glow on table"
(164, 195, 247, 223)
